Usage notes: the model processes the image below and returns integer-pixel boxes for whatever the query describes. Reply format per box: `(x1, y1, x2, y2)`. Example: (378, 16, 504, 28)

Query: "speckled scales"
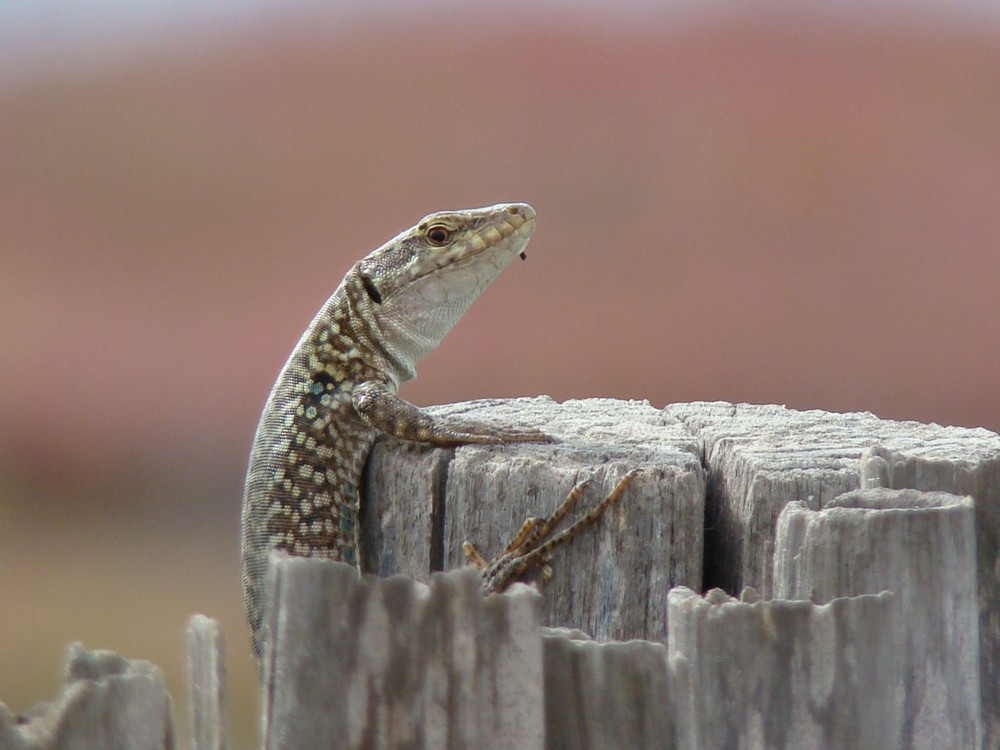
(241, 204, 537, 667)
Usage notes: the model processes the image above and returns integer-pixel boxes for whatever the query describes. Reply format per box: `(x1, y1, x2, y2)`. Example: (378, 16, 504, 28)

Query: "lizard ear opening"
(360, 274, 383, 304)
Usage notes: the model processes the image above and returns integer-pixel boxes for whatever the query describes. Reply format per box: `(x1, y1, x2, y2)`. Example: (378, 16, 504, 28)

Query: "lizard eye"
(360, 274, 382, 304)
(426, 225, 452, 246)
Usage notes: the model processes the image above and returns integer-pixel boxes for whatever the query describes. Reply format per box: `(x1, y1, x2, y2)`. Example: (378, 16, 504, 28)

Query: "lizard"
(241, 202, 636, 672)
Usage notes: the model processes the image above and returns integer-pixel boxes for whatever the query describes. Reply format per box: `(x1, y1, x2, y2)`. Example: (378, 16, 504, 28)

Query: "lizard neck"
(339, 271, 438, 386)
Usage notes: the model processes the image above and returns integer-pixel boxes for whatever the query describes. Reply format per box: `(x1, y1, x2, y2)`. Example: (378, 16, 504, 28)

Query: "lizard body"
(241, 203, 542, 667)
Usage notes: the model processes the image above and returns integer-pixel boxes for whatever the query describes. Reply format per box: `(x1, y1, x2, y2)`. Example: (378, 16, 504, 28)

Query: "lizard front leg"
(353, 379, 627, 594)
(352, 380, 552, 445)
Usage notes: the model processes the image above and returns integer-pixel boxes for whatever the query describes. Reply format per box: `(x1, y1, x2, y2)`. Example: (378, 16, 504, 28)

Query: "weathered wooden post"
(774, 490, 981, 748)
(6, 399, 999, 749)
(664, 400, 1000, 747)
(187, 614, 229, 750)
(363, 397, 706, 643)
(0, 644, 174, 750)
(261, 557, 545, 750)
(668, 587, 898, 748)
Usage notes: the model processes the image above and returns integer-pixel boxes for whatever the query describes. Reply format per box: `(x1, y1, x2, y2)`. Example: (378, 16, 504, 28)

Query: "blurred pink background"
(2, 2, 999, 746)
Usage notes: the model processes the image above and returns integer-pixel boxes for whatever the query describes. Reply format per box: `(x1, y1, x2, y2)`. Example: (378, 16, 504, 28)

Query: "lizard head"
(350, 203, 536, 375)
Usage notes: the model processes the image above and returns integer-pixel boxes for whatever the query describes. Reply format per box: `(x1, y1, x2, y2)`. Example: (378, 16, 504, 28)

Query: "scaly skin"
(241, 203, 543, 668)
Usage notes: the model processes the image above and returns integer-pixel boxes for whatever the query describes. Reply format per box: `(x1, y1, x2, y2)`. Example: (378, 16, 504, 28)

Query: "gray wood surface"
(262, 553, 545, 750)
(364, 396, 705, 643)
(187, 614, 229, 750)
(10, 398, 1000, 749)
(0, 703, 26, 750)
(542, 633, 675, 750)
(668, 587, 898, 749)
(667, 400, 1000, 747)
(774, 489, 981, 749)
(262, 560, 906, 750)
(0, 643, 174, 750)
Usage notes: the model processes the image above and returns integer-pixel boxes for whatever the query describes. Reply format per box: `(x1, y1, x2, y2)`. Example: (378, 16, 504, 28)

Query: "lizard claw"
(477, 469, 641, 594)
(439, 420, 555, 446)
(493, 426, 556, 444)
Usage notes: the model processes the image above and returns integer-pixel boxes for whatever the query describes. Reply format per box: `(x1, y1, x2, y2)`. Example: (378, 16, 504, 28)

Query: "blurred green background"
(2, 1, 999, 747)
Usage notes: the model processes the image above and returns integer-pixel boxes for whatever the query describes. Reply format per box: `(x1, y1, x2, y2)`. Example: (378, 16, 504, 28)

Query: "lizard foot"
(464, 469, 641, 594)
(440, 420, 555, 445)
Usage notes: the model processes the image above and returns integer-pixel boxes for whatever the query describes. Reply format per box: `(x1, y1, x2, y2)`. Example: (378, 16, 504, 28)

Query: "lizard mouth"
(402, 207, 534, 307)
(423, 204, 534, 275)
(364, 203, 536, 306)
